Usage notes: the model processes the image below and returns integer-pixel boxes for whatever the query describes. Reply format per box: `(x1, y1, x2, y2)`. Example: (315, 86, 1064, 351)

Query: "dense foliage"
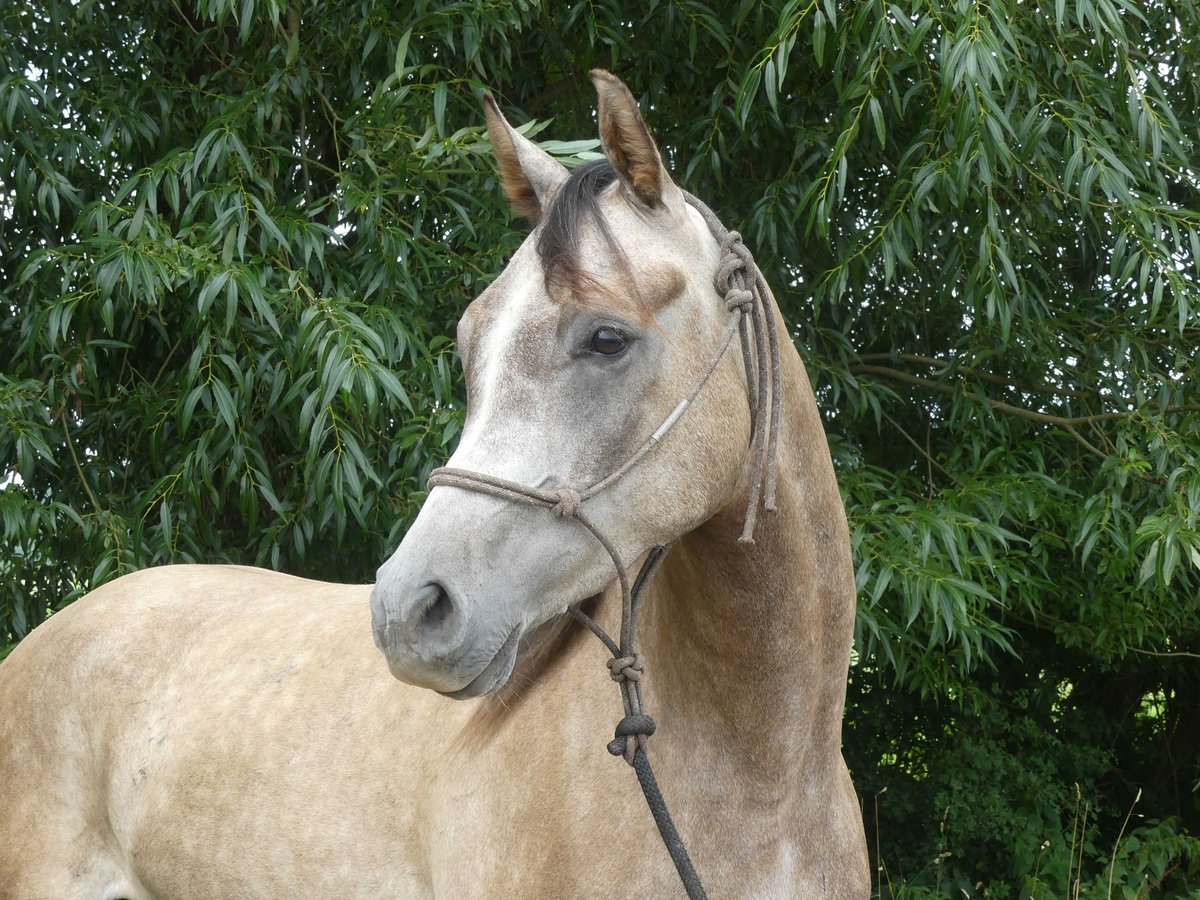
(3, 0, 1198, 893)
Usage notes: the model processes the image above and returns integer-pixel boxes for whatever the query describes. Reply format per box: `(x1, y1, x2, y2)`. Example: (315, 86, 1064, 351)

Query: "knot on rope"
(607, 652, 646, 684)
(551, 488, 582, 519)
(724, 288, 754, 313)
(715, 254, 746, 297)
(607, 714, 657, 764)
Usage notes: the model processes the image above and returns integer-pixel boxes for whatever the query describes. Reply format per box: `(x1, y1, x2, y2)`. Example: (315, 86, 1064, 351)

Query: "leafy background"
(2, 0, 1199, 894)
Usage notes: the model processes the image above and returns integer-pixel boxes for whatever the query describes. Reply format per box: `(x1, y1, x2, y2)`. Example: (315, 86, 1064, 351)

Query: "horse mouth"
(438, 625, 522, 699)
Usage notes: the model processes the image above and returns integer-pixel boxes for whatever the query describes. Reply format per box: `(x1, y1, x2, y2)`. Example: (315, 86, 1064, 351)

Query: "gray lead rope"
(427, 192, 781, 899)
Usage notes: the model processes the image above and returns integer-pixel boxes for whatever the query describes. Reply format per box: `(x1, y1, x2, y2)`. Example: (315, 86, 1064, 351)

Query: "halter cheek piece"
(426, 192, 782, 900)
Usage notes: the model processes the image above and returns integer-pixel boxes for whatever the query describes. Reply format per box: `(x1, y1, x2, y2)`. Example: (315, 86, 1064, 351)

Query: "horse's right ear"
(483, 94, 568, 222)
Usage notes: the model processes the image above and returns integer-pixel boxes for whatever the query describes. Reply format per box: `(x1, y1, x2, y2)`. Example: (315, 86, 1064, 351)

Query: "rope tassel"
(684, 195, 783, 543)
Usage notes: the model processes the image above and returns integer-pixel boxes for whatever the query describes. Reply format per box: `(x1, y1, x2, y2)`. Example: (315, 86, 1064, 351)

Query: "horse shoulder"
(0, 565, 454, 898)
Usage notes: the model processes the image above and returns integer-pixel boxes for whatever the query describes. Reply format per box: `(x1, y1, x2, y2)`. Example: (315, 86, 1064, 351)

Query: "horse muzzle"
(369, 464, 619, 698)
(370, 573, 522, 698)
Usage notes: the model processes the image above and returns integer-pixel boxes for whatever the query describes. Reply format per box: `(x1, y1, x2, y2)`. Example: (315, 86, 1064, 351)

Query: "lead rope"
(427, 192, 781, 899)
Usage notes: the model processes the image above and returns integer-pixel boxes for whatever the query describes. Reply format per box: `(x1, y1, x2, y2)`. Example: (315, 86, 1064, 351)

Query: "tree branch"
(880, 409, 957, 485)
(1129, 647, 1200, 660)
(1064, 425, 1109, 462)
(856, 352, 1094, 399)
(849, 365, 1200, 427)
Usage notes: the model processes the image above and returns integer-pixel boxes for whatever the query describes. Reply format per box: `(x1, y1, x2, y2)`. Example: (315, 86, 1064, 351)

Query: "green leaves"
(847, 463, 1045, 682)
(2, 1, 1200, 890)
(0, 0, 528, 636)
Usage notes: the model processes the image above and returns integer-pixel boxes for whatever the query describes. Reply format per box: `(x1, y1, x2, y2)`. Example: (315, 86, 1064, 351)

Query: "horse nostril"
(376, 578, 467, 663)
(413, 582, 456, 639)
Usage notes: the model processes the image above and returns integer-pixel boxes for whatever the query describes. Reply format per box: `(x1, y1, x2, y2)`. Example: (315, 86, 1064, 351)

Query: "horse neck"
(641, 341, 856, 782)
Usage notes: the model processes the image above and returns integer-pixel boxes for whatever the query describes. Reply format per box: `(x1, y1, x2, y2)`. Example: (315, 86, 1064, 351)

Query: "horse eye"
(588, 328, 628, 356)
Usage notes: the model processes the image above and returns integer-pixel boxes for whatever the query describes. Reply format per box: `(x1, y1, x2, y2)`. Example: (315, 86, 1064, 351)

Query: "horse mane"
(455, 596, 600, 751)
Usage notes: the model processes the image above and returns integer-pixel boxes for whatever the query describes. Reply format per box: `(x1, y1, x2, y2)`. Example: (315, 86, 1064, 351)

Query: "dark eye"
(588, 327, 628, 356)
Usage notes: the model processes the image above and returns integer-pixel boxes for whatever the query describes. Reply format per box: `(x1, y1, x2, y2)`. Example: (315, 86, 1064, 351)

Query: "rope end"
(738, 504, 759, 544)
(764, 467, 778, 512)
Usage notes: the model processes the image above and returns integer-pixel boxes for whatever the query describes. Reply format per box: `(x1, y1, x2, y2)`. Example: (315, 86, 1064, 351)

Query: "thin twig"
(850, 365, 1200, 427)
(856, 352, 1093, 399)
(315, 85, 343, 126)
(152, 336, 184, 386)
(60, 410, 104, 515)
(1064, 424, 1109, 461)
(880, 409, 957, 483)
(1069, 784, 1082, 900)
(282, 152, 340, 178)
(1109, 788, 1142, 897)
(1129, 647, 1200, 660)
(1074, 800, 1089, 899)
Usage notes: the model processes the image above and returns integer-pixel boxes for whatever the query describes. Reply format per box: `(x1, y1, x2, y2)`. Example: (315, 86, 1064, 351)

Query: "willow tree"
(1, 1, 552, 625)
(2, 0, 1198, 893)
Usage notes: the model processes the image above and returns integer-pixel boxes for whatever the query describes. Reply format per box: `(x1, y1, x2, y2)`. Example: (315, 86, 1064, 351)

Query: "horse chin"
(436, 624, 522, 699)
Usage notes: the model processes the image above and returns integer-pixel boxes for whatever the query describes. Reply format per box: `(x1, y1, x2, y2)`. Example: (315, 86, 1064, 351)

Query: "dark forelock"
(534, 160, 628, 301)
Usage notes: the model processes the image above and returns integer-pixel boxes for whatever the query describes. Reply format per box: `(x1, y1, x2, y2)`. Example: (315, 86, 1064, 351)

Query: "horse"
(0, 70, 869, 898)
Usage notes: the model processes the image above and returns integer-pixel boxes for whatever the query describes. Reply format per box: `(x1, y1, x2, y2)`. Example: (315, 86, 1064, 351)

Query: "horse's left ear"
(590, 69, 675, 209)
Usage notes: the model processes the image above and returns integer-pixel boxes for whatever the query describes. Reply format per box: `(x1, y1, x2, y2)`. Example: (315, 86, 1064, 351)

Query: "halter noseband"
(425, 192, 782, 899)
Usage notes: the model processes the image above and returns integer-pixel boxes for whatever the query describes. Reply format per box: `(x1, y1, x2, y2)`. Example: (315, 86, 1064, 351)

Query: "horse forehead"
(461, 247, 537, 333)
(466, 244, 686, 348)
(587, 197, 702, 312)
(462, 268, 536, 364)
(455, 273, 557, 436)
(462, 188, 710, 363)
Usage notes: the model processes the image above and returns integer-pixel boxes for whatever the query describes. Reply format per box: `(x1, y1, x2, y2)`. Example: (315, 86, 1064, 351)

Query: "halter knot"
(716, 254, 746, 296)
(607, 652, 646, 684)
(607, 713, 657, 764)
(551, 488, 582, 519)
(725, 288, 754, 313)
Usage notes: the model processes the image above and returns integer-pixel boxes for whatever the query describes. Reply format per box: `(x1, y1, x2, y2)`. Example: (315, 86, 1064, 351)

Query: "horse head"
(370, 71, 756, 698)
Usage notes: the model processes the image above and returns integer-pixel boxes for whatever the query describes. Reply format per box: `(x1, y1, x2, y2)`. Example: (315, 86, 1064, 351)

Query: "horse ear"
(483, 93, 568, 222)
(590, 69, 673, 208)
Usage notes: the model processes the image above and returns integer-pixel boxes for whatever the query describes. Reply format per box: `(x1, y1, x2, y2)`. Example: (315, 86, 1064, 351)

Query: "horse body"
(0, 71, 868, 898)
(0, 525, 859, 897)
